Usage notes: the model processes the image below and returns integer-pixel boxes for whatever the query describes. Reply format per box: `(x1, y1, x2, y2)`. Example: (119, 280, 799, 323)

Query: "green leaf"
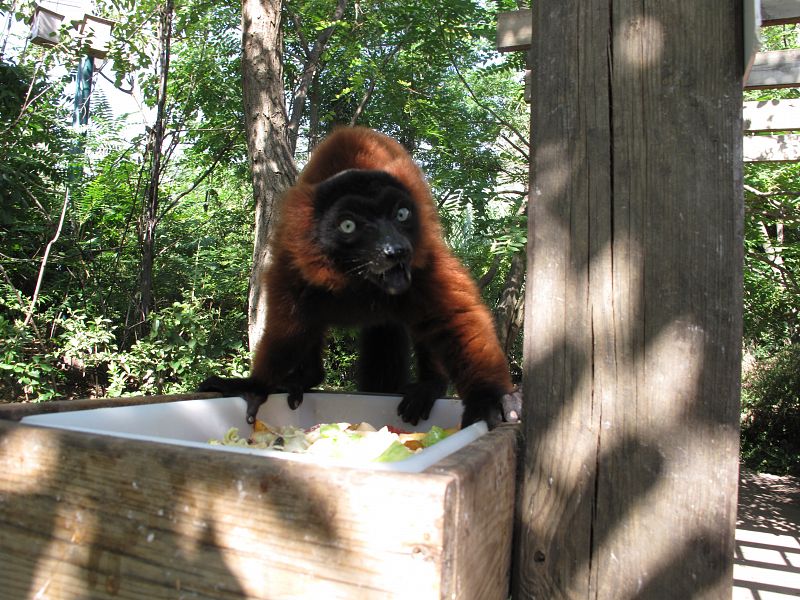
(421, 425, 451, 447)
(375, 440, 414, 462)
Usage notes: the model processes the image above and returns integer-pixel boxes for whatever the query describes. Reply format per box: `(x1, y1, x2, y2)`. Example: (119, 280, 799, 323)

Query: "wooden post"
(515, 1, 744, 598)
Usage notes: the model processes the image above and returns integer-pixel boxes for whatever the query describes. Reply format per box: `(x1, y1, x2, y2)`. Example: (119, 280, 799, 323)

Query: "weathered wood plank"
(743, 99, 800, 131)
(0, 392, 218, 421)
(0, 402, 517, 599)
(745, 49, 800, 88)
(497, 3, 800, 53)
(515, 0, 743, 598)
(0, 420, 448, 598)
(744, 133, 800, 161)
(514, 0, 610, 595)
(761, 0, 800, 24)
(745, 0, 762, 77)
(496, 9, 532, 52)
(430, 424, 519, 599)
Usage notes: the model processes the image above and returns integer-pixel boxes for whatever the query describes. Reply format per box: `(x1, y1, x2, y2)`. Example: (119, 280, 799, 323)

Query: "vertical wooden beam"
(514, 1, 744, 598)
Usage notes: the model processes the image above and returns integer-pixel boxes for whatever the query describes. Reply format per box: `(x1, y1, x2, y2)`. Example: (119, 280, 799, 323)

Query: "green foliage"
(106, 298, 249, 397)
(54, 309, 118, 369)
(0, 312, 63, 402)
(0, 61, 71, 276)
(737, 23, 800, 473)
(0, 289, 249, 402)
(0, 288, 99, 402)
(742, 162, 800, 346)
(321, 329, 358, 391)
(741, 345, 800, 476)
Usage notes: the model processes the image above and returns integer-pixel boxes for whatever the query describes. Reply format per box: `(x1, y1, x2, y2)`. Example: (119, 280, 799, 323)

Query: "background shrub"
(741, 344, 800, 476)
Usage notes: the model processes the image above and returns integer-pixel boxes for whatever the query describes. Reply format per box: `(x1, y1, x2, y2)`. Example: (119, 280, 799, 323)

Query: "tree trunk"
(308, 73, 321, 150)
(241, 0, 297, 350)
(494, 198, 528, 355)
(138, 0, 173, 330)
(495, 248, 525, 356)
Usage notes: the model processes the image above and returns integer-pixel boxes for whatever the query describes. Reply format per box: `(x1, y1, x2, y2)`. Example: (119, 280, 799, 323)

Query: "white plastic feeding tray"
(20, 393, 487, 473)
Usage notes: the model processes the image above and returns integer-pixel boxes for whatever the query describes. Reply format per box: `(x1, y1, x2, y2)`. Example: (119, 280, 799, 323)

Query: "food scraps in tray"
(209, 420, 457, 463)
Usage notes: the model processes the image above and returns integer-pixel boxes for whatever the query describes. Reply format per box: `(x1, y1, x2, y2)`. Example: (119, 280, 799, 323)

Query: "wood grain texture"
(746, 49, 800, 88)
(496, 2, 800, 54)
(515, 1, 743, 598)
(761, 0, 800, 24)
(496, 9, 532, 52)
(0, 403, 516, 599)
(429, 423, 519, 600)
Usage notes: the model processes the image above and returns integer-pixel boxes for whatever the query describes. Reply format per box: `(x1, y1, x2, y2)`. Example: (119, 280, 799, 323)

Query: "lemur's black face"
(314, 169, 419, 295)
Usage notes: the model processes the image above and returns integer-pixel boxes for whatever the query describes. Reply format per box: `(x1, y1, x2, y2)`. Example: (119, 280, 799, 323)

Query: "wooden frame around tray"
(0, 394, 518, 599)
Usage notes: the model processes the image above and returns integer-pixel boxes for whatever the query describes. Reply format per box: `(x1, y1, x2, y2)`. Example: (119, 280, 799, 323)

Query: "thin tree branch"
(159, 131, 242, 219)
(24, 186, 70, 327)
(18, 183, 55, 225)
(349, 77, 376, 126)
(449, 60, 530, 152)
(500, 132, 530, 162)
(0, 62, 55, 136)
(349, 45, 401, 126)
(495, 188, 528, 197)
(748, 251, 800, 296)
(478, 253, 502, 290)
(744, 184, 800, 198)
(288, 11, 311, 57)
(287, 0, 348, 153)
(747, 205, 800, 222)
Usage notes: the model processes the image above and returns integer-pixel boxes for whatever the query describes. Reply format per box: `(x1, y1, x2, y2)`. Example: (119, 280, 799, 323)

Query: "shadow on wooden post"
(513, 1, 744, 598)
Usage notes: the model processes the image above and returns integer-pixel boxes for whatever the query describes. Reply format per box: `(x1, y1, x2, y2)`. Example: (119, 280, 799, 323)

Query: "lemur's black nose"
(382, 242, 410, 260)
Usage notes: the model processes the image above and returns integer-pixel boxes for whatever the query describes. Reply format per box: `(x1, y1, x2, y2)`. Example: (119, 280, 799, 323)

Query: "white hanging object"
(29, 2, 114, 58)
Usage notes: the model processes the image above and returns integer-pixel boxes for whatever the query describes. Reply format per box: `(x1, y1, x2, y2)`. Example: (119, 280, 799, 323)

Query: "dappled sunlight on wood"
(27, 500, 100, 600)
(0, 411, 516, 597)
(641, 320, 705, 424)
(617, 15, 664, 68)
(0, 426, 59, 493)
(170, 480, 215, 562)
(518, 1, 742, 592)
(534, 141, 573, 201)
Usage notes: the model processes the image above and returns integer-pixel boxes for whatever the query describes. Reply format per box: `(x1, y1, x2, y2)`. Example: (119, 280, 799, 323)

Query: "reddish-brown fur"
(203, 127, 518, 427)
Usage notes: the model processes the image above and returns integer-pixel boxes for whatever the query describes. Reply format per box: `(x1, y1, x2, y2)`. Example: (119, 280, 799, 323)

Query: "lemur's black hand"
(198, 376, 269, 424)
(460, 388, 522, 429)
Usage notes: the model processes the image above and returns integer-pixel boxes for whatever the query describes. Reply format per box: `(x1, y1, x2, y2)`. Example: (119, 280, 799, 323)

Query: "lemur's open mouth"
(372, 262, 411, 295)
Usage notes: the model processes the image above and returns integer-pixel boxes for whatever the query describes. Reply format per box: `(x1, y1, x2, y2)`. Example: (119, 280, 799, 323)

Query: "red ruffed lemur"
(200, 127, 521, 428)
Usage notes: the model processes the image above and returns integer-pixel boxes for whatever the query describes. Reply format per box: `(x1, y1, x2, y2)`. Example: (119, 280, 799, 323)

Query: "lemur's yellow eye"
(339, 219, 356, 234)
(396, 207, 410, 222)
